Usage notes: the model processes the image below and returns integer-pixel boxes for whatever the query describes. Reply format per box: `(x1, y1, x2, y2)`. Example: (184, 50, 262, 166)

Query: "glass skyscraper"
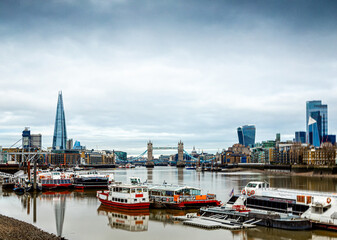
(306, 100, 328, 144)
(295, 131, 306, 144)
(52, 91, 67, 150)
(237, 125, 256, 147)
(308, 117, 320, 147)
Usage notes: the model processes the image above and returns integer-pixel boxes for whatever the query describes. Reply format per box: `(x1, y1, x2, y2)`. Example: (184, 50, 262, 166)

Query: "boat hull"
(99, 198, 150, 210)
(73, 177, 108, 189)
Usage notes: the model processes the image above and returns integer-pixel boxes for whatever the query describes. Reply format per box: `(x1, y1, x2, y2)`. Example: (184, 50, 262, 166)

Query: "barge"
(148, 184, 221, 209)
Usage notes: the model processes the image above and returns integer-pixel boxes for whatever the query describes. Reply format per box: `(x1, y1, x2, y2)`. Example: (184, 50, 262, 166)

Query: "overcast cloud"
(0, 0, 337, 155)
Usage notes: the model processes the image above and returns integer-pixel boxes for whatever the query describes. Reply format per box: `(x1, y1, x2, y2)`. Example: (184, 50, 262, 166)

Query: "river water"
(1, 167, 337, 240)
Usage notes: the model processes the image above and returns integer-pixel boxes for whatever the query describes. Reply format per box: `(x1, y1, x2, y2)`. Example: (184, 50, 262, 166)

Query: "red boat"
(39, 172, 73, 190)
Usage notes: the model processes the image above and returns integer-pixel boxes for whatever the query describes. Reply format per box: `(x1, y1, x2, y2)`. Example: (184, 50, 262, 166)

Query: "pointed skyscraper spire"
(52, 91, 67, 150)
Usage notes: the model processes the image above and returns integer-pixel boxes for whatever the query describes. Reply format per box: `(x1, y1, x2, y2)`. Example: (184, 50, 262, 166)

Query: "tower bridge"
(117, 140, 218, 168)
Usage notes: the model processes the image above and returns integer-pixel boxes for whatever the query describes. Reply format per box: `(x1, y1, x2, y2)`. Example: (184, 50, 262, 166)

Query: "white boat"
(228, 181, 337, 231)
(97, 179, 150, 210)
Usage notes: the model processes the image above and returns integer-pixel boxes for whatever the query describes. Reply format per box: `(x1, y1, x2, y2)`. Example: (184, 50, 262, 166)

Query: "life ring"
(327, 197, 331, 204)
(241, 189, 246, 195)
(247, 191, 251, 197)
(250, 190, 255, 195)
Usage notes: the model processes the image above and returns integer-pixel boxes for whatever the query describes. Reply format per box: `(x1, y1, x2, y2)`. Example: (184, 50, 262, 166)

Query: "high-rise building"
(22, 127, 42, 150)
(276, 133, 281, 142)
(306, 100, 328, 144)
(308, 117, 320, 147)
(66, 139, 73, 150)
(30, 134, 42, 149)
(22, 127, 31, 149)
(322, 135, 336, 145)
(237, 125, 256, 147)
(295, 131, 306, 144)
(52, 91, 67, 150)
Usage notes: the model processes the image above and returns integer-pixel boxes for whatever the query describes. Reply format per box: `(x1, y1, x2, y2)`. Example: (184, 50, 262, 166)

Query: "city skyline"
(0, 1, 337, 155)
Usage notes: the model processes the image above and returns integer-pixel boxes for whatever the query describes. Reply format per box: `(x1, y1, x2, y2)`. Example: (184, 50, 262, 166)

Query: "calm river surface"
(1, 167, 337, 240)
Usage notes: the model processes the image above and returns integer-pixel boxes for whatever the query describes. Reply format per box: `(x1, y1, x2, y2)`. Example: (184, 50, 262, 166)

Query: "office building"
(66, 139, 73, 150)
(52, 91, 67, 150)
(295, 131, 306, 144)
(22, 127, 42, 150)
(22, 127, 31, 149)
(306, 100, 328, 144)
(322, 135, 336, 145)
(308, 116, 320, 147)
(237, 125, 256, 147)
(276, 133, 281, 142)
(30, 134, 42, 149)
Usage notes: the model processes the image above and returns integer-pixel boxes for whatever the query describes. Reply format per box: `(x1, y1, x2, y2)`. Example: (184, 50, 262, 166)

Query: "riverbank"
(222, 167, 337, 178)
(0, 214, 64, 240)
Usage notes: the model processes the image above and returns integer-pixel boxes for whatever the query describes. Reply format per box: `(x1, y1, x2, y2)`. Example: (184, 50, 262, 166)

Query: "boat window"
(143, 188, 148, 192)
(137, 188, 142, 193)
(131, 188, 135, 193)
(247, 183, 257, 188)
(258, 184, 261, 188)
(122, 188, 130, 193)
(142, 198, 145, 201)
(134, 199, 137, 202)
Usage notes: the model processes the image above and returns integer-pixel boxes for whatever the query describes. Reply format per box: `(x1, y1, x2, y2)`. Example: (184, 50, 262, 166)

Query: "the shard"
(52, 91, 67, 150)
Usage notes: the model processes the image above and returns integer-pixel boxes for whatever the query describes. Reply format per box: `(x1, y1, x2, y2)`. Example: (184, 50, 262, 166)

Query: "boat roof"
(148, 184, 201, 192)
(110, 183, 147, 189)
(247, 181, 266, 185)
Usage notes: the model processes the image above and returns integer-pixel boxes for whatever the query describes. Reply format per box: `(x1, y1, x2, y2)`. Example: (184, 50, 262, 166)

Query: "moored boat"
(73, 171, 113, 189)
(1, 176, 15, 189)
(39, 171, 73, 190)
(148, 184, 221, 209)
(202, 181, 337, 231)
(97, 182, 150, 209)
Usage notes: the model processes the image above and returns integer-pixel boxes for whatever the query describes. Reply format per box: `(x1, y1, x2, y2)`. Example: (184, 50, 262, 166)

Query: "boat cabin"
(107, 185, 149, 204)
(241, 181, 269, 196)
(148, 185, 201, 197)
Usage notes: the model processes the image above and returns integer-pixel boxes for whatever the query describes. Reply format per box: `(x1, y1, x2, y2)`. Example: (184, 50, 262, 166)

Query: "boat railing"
(150, 194, 217, 203)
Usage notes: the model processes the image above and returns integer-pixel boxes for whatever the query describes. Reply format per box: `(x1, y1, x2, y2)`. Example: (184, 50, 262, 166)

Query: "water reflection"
(27, 191, 69, 237)
(177, 168, 184, 185)
(147, 168, 153, 183)
(97, 205, 149, 232)
(54, 195, 66, 237)
(2, 168, 337, 240)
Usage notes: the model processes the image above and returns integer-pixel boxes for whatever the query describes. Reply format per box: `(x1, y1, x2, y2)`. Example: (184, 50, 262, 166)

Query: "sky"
(0, 0, 337, 156)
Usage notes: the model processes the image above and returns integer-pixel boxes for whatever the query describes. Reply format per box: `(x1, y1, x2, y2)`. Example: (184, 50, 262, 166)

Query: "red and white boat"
(97, 182, 149, 210)
(39, 171, 73, 190)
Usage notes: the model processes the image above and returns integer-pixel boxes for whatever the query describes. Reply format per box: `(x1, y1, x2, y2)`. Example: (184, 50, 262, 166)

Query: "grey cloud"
(0, 0, 337, 154)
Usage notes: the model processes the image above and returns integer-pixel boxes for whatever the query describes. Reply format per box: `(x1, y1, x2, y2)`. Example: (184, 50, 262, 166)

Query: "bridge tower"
(177, 140, 185, 168)
(146, 141, 154, 168)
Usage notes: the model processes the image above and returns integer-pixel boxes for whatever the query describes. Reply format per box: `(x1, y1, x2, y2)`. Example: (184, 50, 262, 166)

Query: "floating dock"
(172, 213, 257, 230)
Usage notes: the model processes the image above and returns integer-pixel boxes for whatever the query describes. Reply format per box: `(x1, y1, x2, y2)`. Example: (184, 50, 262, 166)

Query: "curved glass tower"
(237, 125, 256, 147)
(52, 91, 67, 150)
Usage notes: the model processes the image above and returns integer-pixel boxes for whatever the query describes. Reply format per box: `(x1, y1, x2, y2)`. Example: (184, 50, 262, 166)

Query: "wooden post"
(33, 160, 37, 190)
